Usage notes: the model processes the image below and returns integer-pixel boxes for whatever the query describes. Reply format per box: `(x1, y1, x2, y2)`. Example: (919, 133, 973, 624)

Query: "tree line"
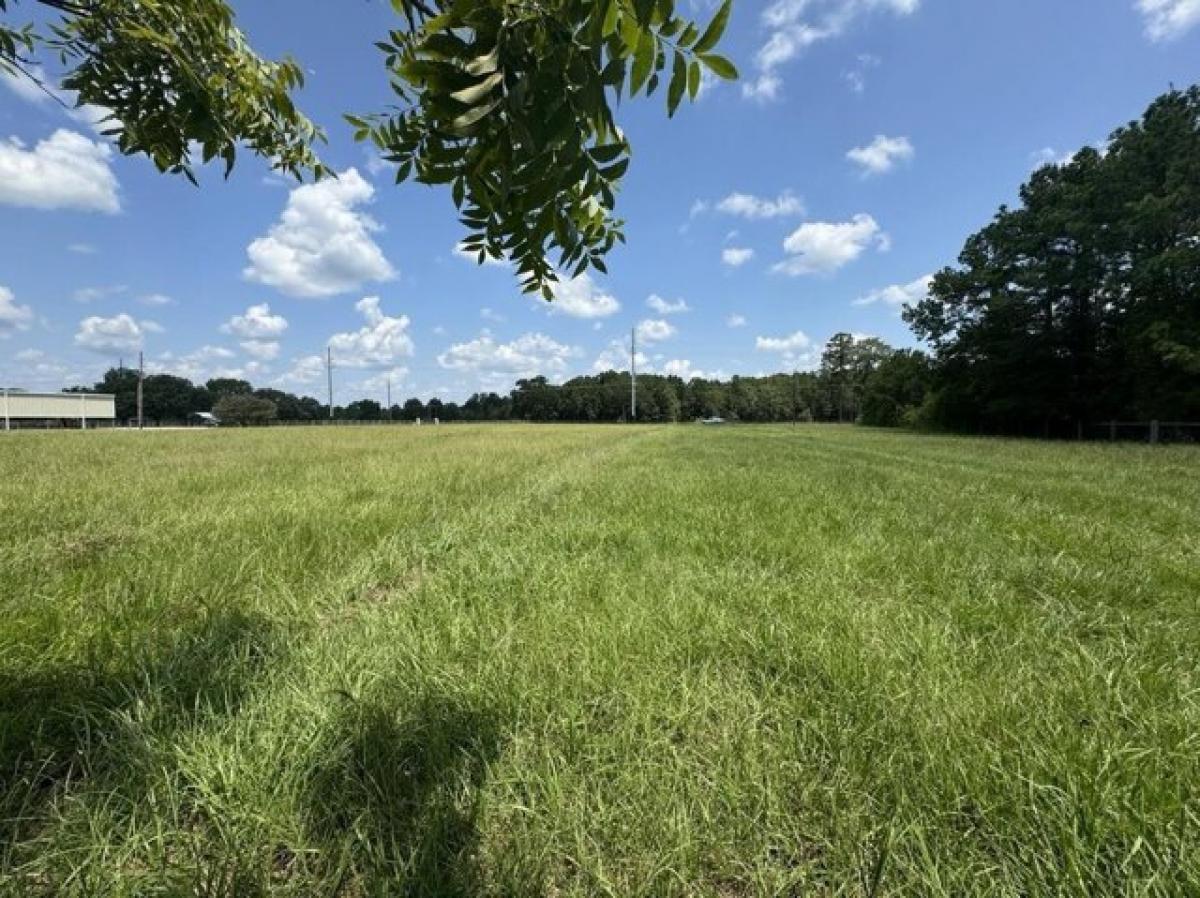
(75, 331, 936, 427)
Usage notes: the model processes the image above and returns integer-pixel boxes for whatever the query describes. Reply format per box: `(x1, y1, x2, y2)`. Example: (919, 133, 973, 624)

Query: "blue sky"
(1, 0, 1198, 403)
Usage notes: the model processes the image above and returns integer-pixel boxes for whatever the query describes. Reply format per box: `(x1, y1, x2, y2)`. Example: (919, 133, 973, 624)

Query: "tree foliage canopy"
(905, 86, 1200, 434)
(1, 0, 736, 293)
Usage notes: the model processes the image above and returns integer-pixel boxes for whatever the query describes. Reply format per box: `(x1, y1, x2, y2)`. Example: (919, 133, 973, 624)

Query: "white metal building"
(2, 390, 116, 429)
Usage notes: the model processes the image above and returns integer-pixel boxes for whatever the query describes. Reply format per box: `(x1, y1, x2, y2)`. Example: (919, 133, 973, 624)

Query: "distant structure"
(1, 390, 116, 430)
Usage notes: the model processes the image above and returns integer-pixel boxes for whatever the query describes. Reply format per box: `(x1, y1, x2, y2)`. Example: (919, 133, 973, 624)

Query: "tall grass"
(0, 425, 1196, 896)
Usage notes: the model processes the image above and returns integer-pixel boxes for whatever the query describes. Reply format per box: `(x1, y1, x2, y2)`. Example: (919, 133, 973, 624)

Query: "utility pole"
(136, 351, 144, 430)
(386, 377, 392, 421)
(326, 346, 334, 420)
(630, 326, 637, 422)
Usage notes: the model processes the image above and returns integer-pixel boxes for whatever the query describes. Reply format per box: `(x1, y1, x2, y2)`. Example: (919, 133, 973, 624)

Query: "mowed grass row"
(0, 425, 1196, 896)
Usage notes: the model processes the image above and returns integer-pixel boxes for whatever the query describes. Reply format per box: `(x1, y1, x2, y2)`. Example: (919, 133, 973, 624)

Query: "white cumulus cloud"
(594, 338, 650, 374)
(662, 359, 715, 381)
(1137, 0, 1200, 39)
(244, 168, 395, 298)
(222, 303, 289, 339)
(716, 190, 804, 219)
(847, 135, 914, 176)
(438, 332, 578, 378)
(328, 297, 414, 368)
(854, 274, 933, 308)
(541, 273, 621, 319)
(774, 213, 889, 276)
(756, 330, 813, 353)
(74, 313, 146, 354)
(0, 286, 34, 337)
(635, 319, 677, 344)
(646, 294, 690, 315)
(726, 314, 748, 328)
(0, 129, 119, 213)
(722, 247, 756, 267)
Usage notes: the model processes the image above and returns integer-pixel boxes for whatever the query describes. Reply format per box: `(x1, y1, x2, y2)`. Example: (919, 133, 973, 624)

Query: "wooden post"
(1150, 420, 1160, 445)
(1109, 421, 1117, 442)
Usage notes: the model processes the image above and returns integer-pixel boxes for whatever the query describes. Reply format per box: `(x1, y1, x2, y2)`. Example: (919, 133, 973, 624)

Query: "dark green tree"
(213, 393, 278, 426)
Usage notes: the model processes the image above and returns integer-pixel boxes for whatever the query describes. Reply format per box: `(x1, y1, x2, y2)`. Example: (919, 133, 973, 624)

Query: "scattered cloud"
(328, 297, 414, 368)
(847, 134, 915, 176)
(722, 247, 756, 267)
(747, 0, 919, 102)
(152, 345, 245, 383)
(244, 168, 395, 298)
(438, 332, 579, 378)
(662, 359, 717, 380)
(1137, 0, 1200, 40)
(278, 354, 326, 387)
(74, 313, 146, 354)
(756, 328, 820, 369)
(0, 129, 119, 213)
(774, 213, 889, 276)
(726, 314, 748, 328)
(480, 307, 506, 323)
(138, 293, 175, 307)
(716, 190, 805, 219)
(221, 302, 289, 339)
(539, 273, 621, 319)
(756, 330, 813, 353)
(854, 274, 933, 308)
(73, 284, 127, 303)
(635, 319, 677, 344)
(240, 340, 282, 361)
(646, 294, 690, 315)
(594, 338, 649, 373)
(68, 243, 97, 255)
(0, 286, 34, 337)
(844, 53, 881, 93)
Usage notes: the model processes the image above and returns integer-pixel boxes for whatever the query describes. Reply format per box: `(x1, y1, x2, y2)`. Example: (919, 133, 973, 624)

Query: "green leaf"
(450, 70, 503, 105)
(667, 51, 686, 117)
(630, 32, 655, 96)
(693, 0, 732, 54)
(687, 59, 701, 100)
(700, 53, 738, 80)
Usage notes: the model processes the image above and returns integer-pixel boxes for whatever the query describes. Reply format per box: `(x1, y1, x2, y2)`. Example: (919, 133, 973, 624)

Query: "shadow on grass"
(305, 692, 506, 897)
(0, 609, 280, 857)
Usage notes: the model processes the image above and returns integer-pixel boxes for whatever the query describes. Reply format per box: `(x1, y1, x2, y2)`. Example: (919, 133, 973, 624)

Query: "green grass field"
(0, 425, 1196, 896)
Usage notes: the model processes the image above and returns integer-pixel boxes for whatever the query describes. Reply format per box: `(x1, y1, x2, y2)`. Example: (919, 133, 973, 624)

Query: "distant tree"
(426, 397, 445, 421)
(343, 399, 383, 421)
(206, 378, 253, 402)
(402, 398, 425, 422)
(214, 393, 277, 426)
(143, 374, 207, 422)
(252, 388, 310, 421)
(861, 350, 932, 428)
(93, 367, 139, 420)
